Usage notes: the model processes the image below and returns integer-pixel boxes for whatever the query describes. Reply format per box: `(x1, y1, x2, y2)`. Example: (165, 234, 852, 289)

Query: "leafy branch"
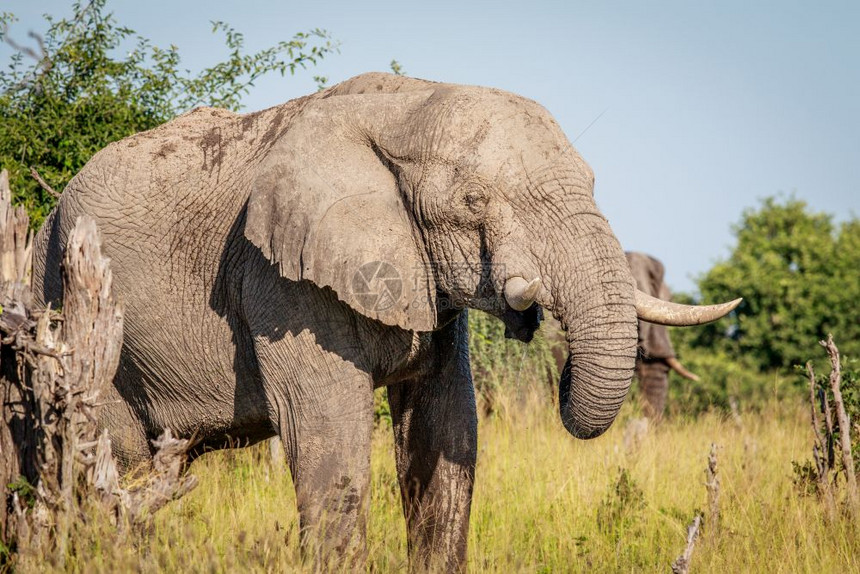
(0, 0, 337, 227)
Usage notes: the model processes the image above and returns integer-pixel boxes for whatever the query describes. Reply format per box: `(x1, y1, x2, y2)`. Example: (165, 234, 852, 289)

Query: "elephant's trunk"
(556, 299, 638, 439)
(541, 226, 639, 440)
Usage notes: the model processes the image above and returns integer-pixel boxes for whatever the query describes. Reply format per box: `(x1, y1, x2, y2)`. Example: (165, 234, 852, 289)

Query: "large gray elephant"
(33, 73, 738, 569)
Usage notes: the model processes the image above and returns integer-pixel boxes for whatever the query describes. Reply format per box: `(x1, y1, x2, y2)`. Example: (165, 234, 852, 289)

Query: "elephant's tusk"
(666, 357, 700, 381)
(635, 289, 741, 326)
(504, 276, 541, 311)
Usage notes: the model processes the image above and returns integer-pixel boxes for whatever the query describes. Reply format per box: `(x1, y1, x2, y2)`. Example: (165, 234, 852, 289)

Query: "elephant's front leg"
(252, 331, 373, 568)
(387, 313, 477, 572)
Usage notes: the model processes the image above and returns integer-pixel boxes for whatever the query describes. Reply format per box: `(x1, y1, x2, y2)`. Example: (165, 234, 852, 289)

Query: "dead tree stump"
(806, 360, 837, 519)
(0, 169, 196, 566)
(0, 167, 36, 545)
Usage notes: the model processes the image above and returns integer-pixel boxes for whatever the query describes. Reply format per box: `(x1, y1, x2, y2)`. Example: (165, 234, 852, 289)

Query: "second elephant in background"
(626, 252, 699, 418)
(543, 252, 699, 419)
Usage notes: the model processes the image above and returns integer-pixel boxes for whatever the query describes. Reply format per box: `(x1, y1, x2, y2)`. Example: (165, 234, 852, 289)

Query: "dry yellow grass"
(25, 390, 859, 573)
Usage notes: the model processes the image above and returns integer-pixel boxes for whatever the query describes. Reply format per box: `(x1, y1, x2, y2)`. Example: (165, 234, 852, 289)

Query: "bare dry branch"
(729, 396, 744, 431)
(671, 514, 702, 574)
(820, 335, 858, 513)
(705, 443, 720, 535)
(2, 27, 52, 89)
(124, 429, 198, 524)
(3, 31, 44, 63)
(29, 166, 61, 199)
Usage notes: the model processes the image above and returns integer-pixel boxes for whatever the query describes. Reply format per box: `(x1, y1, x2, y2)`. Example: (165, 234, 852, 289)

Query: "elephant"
(544, 252, 702, 420)
(32, 72, 739, 570)
(626, 252, 700, 418)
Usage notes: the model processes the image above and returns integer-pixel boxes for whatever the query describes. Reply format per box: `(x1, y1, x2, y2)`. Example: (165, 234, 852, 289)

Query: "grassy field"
(21, 386, 859, 573)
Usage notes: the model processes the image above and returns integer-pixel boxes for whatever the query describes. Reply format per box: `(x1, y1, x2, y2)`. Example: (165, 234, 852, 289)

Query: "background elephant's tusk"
(635, 289, 741, 326)
(666, 357, 700, 381)
(504, 276, 541, 311)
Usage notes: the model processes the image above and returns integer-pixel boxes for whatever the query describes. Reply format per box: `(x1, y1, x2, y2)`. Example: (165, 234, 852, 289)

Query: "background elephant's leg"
(637, 360, 670, 419)
(387, 315, 477, 572)
(252, 333, 374, 567)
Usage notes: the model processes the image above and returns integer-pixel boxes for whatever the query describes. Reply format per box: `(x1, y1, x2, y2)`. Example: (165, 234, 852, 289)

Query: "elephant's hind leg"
(103, 360, 156, 473)
(387, 313, 477, 572)
(101, 394, 152, 473)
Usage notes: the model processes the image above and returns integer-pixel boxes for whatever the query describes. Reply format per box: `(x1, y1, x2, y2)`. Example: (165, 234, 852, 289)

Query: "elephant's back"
(32, 101, 303, 322)
(29, 99, 317, 444)
(32, 106, 273, 385)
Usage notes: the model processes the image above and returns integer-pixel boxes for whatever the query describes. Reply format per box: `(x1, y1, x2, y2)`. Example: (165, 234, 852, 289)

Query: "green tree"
(0, 0, 336, 226)
(681, 196, 860, 373)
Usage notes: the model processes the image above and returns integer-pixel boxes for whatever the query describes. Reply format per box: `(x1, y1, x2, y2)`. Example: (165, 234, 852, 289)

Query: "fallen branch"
(93, 429, 198, 526)
(671, 514, 702, 574)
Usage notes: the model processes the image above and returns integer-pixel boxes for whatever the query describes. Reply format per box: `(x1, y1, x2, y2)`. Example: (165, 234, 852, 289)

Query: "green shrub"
(467, 310, 560, 412)
(665, 344, 784, 416)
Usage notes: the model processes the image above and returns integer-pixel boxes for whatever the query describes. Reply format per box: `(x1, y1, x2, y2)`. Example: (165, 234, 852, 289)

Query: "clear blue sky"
(3, 1, 858, 293)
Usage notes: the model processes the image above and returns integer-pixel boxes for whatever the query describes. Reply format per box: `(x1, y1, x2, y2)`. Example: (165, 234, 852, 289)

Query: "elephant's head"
(245, 73, 739, 439)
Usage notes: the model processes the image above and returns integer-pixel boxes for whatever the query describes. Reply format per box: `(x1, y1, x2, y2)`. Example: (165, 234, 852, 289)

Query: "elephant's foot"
(295, 468, 370, 570)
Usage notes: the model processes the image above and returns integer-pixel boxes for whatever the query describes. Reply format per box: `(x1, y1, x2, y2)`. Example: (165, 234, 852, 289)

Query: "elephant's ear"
(244, 100, 437, 332)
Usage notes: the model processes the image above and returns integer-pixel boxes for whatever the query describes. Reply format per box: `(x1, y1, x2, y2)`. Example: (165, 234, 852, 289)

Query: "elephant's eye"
(463, 188, 489, 214)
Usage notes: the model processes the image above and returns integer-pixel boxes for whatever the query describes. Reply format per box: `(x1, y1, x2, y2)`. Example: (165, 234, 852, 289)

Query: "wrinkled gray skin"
(33, 73, 638, 569)
(545, 252, 693, 419)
